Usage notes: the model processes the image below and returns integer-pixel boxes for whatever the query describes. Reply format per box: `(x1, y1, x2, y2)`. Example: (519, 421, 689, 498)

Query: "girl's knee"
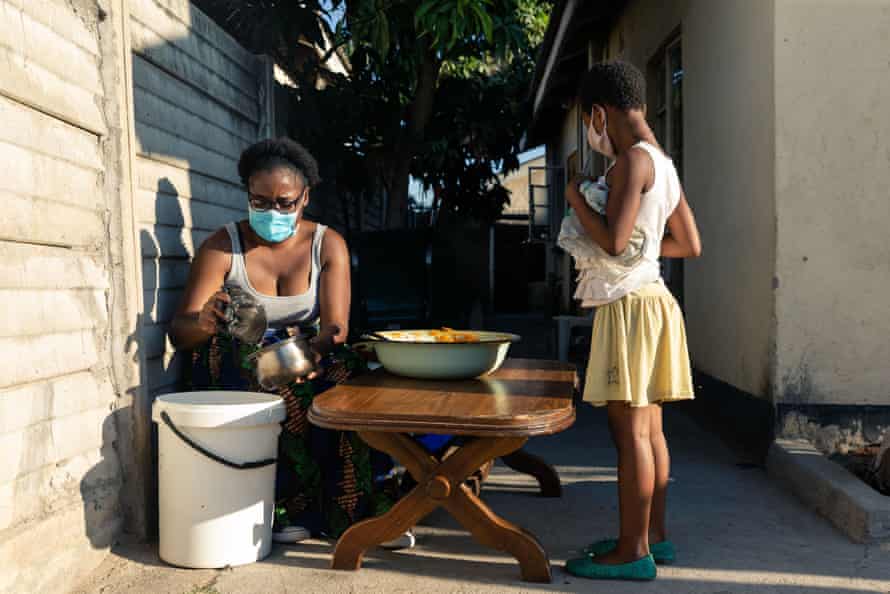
(613, 426, 652, 450)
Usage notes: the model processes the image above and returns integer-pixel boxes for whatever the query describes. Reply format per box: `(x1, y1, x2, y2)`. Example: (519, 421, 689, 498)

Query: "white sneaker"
(379, 530, 416, 550)
(273, 525, 311, 543)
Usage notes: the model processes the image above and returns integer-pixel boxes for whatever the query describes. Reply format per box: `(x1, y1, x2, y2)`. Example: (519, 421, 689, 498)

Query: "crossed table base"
(309, 359, 576, 583)
(333, 432, 550, 582)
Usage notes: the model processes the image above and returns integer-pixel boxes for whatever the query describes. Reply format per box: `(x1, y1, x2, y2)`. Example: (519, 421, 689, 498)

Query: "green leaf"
(414, 1, 437, 27)
(472, 4, 494, 40)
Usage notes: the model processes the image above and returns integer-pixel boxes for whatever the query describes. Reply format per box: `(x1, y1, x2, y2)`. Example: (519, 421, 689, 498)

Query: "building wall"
(0, 0, 273, 590)
(606, 0, 778, 398)
(773, 0, 890, 406)
(501, 154, 546, 219)
(0, 0, 131, 591)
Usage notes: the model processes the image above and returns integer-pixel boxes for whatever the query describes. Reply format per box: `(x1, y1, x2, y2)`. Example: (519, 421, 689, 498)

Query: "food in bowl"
(383, 328, 499, 343)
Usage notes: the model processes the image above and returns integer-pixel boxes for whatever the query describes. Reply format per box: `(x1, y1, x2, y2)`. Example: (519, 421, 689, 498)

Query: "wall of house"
(501, 154, 546, 219)
(605, 0, 777, 398)
(773, 0, 890, 408)
(0, 0, 135, 591)
(0, 0, 273, 590)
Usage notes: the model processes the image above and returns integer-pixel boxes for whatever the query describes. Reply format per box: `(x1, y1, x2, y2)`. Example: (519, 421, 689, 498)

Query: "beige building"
(528, 0, 890, 449)
(500, 152, 546, 222)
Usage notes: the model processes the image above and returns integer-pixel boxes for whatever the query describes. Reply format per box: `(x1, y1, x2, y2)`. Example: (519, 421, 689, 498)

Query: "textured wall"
(0, 0, 123, 591)
(0, 0, 272, 591)
(773, 0, 890, 406)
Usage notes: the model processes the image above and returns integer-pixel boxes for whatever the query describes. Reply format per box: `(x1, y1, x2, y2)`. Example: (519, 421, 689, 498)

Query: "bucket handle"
(160, 411, 277, 470)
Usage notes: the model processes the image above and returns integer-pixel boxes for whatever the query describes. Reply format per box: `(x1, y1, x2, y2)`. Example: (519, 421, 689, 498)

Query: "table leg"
(445, 486, 551, 583)
(331, 432, 552, 583)
(332, 433, 438, 570)
(500, 449, 563, 498)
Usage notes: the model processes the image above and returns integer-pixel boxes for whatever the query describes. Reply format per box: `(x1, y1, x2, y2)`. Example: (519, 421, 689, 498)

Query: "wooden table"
(308, 358, 576, 583)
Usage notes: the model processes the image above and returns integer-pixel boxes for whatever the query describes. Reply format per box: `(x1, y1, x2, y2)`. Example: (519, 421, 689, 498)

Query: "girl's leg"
(596, 402, 655, 564)
(649, 404, 669, 543)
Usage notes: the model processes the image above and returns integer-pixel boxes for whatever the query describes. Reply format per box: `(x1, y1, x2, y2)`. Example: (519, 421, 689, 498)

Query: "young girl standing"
(564, 61, 702, 581)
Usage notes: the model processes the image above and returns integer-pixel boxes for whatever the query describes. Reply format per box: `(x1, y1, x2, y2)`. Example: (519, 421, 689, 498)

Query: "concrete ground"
(74, 405, 890, 594)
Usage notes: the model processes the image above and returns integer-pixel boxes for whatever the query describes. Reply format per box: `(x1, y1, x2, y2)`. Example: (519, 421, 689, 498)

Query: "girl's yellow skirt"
(583, 281, 694, 407)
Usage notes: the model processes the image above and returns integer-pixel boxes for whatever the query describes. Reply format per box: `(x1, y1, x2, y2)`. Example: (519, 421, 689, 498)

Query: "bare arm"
(565, 148, 650, 256)
(169, 229, 231, 350)
(311, 229, 351, 356)
(661, 190, 702, 258)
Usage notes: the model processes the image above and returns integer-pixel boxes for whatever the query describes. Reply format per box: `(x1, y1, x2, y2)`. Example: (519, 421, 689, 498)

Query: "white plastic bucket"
(151, 391, 286, 568)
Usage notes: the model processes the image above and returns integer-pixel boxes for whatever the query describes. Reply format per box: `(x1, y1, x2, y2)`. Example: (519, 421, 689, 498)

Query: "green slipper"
(583, 538, 675, 564)
(565, 554, 657, 581)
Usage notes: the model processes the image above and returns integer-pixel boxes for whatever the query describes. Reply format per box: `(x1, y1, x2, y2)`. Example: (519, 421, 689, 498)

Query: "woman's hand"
(170, 229, 232, 350)
(288, 343, 322, 384)
(197, 291, 230, 336)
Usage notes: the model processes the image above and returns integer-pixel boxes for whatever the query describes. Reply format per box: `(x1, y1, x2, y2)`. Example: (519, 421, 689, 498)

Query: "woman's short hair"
(578, 61, 646, 114)
(237, 137, 322, 187)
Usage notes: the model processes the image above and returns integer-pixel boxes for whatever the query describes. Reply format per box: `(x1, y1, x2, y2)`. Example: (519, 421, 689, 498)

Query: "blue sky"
(517, 145, 545, 164)
(321, 1, 344, 28)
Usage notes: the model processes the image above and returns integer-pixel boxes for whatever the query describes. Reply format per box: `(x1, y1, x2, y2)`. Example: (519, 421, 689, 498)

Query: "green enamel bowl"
(358, 330, 521, 380)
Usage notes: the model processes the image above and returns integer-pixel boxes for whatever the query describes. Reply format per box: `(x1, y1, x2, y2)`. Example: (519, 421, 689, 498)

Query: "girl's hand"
(569, 173, 593, 187)
(197, 291, 229, 336)
(662, 191, 702, 258)
(566, 177, 587, 208)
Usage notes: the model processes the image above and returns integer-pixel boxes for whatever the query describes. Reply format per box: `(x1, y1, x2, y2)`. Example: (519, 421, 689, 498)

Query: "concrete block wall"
(0, 1, 124, 591)
(2, 0, 391, 590)
(0, 0, 273, 591)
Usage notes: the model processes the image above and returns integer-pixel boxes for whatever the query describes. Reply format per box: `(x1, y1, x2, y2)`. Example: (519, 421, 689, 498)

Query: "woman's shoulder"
(201, 222, 242, 254)
(314, 224, 347, 262)
(301, 219, 343, 243)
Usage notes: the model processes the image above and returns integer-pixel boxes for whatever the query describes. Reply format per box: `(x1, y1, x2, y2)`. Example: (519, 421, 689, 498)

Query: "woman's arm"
(566, 148, 651, 256)
(661, 190, 702, 258)
(170, 230, 231, 350)
(312, 229, 351, 357)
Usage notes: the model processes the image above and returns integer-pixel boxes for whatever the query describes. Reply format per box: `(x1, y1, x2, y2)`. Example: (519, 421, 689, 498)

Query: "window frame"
(648, 30, 686, 305)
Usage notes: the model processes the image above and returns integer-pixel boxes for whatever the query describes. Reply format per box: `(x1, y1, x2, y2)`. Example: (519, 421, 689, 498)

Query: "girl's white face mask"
(587, 105, 616, 160)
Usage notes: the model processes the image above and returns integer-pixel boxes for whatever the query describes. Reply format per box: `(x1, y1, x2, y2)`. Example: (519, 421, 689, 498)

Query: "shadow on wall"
(131, 177, 192, 540)
(78, 0, 274, 548)
(78, 414, 126, 549)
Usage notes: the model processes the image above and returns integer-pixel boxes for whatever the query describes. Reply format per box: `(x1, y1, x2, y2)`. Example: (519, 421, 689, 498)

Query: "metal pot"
(248, 336, 318, 390)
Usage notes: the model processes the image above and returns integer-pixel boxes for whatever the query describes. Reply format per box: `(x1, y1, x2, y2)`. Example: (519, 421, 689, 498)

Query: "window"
(650, 35, 685, 304)
(652, 36, 683, 175)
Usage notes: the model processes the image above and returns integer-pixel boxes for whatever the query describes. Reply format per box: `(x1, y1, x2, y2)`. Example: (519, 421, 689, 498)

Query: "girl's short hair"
(578, 61, 646, 113)
(237, 137, 322, 187)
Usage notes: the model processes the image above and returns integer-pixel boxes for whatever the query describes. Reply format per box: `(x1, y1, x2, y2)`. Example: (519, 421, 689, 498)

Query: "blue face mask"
(248, 207, 298, 243)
